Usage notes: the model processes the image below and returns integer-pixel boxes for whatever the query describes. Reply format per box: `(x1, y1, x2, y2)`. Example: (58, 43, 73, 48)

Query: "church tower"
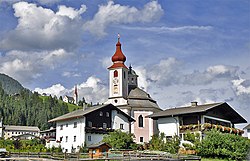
(73, 85, 78, 105)
(128, 65, 138, 94)
(107, 35, 128, 106)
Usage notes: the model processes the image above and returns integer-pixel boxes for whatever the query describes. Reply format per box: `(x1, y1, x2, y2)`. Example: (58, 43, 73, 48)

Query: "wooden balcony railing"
(179, 123, 244, 135)
(85, 127, 114, 134)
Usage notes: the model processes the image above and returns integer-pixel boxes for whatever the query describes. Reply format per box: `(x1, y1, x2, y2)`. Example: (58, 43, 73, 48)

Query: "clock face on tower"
(113, 78, 119, 85)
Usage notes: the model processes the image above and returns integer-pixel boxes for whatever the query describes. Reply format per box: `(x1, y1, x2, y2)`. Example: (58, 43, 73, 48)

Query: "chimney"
(191, 101, 198, 107)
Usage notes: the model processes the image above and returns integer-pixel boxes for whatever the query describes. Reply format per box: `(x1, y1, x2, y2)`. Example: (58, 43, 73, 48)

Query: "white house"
(148, 102, 247, 140)
(48, 104, 134, 153)
(63, 95, 75, 104)
(243, 124, 250, 139)
(3, 125, 40, 140)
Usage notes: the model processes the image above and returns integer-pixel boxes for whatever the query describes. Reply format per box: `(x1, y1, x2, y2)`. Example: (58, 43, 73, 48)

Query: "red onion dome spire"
(109, 34, 127, 69)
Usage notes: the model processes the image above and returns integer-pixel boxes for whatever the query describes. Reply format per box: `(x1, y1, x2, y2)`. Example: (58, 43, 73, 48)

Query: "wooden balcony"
(179, 123, 244, 135)
(85, 127, 114, 134)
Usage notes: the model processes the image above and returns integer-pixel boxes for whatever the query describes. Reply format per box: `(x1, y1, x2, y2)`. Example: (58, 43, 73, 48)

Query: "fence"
(1, 151, 201, 160)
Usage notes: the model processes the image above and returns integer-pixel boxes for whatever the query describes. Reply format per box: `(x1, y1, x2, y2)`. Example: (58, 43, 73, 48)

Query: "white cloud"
(0, 2, 85, 51)
(34, 76, 108, 104)
(0, 0, 61, 5)
(121, 25, 213, 33)
(56, 5, 87, 19)
(84, 1, 163, 36)
(0, 49, 75, 84)
(62, 71, 81, 78)
(100, 57, 112, 69)
(147, 57, 181, 85)
(34, 84, 68, 96)
(37, 0, 61, 5)
(232, 78, 250, 95)
(133, 66, 148, 91)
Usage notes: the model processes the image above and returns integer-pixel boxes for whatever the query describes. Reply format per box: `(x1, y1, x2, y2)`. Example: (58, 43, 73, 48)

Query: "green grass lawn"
(202, 158, 228, 161)
(66, 102, 82, 112)
(39, 95, 82, 112)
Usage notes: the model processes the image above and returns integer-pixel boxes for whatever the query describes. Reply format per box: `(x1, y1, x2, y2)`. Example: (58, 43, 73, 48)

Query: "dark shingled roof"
(148, 102, 247, 124)
(127, 87, 161, 111)
(48, 104, 134, 122)
(87, 142, 111, 148)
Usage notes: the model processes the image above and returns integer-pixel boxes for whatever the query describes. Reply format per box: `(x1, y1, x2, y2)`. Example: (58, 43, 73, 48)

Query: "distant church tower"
(106, 35, 128, 106)
(73, 85, 78, 105)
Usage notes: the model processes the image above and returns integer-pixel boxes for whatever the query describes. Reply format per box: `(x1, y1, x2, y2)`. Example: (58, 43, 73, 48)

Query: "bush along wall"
(197, 129, 250, 160)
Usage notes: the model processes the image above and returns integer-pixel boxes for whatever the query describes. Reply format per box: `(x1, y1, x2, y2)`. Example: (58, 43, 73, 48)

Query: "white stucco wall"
(85, 133, 104, 146)
(247, 129, 250, 139)
(111, 110, 130, 132)
(158, 117, 179, 137)
(56, 117, 85, 153)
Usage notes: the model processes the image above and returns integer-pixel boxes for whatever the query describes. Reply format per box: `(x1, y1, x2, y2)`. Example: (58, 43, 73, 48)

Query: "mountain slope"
(0, 73, 24, 94)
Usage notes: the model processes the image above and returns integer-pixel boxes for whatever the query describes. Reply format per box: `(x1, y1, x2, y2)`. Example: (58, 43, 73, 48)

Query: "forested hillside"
(0, 83, 69, 130)
(0, 73, 24, 94)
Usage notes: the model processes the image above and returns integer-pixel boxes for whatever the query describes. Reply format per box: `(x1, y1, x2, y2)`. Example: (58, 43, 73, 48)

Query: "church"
(48, 36, 162, 153)
(105, 36, 162, 143)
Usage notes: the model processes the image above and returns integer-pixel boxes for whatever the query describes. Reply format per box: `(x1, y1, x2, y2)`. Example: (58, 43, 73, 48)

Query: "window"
(88, 135, 91, 141)
(100, 111, 103, 116)
(60, 125, 63, 130)
(88, 121, 92, 127)
(103, 123, 107, 129)
(114, 70, 118, 77)
(106, 112, 109, 117)
(66, 136, 68, 142)
(74, 136, 76, 142)
(140, 137, 143, 143)
(66, 123, 68, 127)
(123, 71, 126, 79)
(60, 136, 63, 141)
(120, 124, 124, 130)
(138, 115, 143, 127)
(114, 85, 118, 94)
(74, 122, 77, 128)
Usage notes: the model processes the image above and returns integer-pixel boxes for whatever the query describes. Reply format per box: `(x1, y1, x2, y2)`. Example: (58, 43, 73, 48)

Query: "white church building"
(105, 36, 162, 143)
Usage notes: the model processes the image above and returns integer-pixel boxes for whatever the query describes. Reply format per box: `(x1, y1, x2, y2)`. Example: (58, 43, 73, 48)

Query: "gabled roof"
(148, 102, 247, 124)
(4, 125, 40, 131)
(87, 142, 111, 148)
(40, 127, 56, 133)
(64, 95, 74, 101)
(48, 104, 135, 122)
(243, 124, 250, 130)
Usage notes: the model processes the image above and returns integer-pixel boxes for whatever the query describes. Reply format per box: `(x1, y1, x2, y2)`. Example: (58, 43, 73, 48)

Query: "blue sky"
(0, 0, 249, 129)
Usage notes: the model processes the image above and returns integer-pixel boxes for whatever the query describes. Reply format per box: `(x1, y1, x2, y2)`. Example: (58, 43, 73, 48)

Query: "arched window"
(114, 70, 118, 77)
(138, 115, 143, 127)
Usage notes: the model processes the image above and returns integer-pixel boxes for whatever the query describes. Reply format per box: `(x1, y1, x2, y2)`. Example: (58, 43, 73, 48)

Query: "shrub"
(197, 129, 250, 160)
(149, 133, 180, 154)
(102, 130, 135, 150)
